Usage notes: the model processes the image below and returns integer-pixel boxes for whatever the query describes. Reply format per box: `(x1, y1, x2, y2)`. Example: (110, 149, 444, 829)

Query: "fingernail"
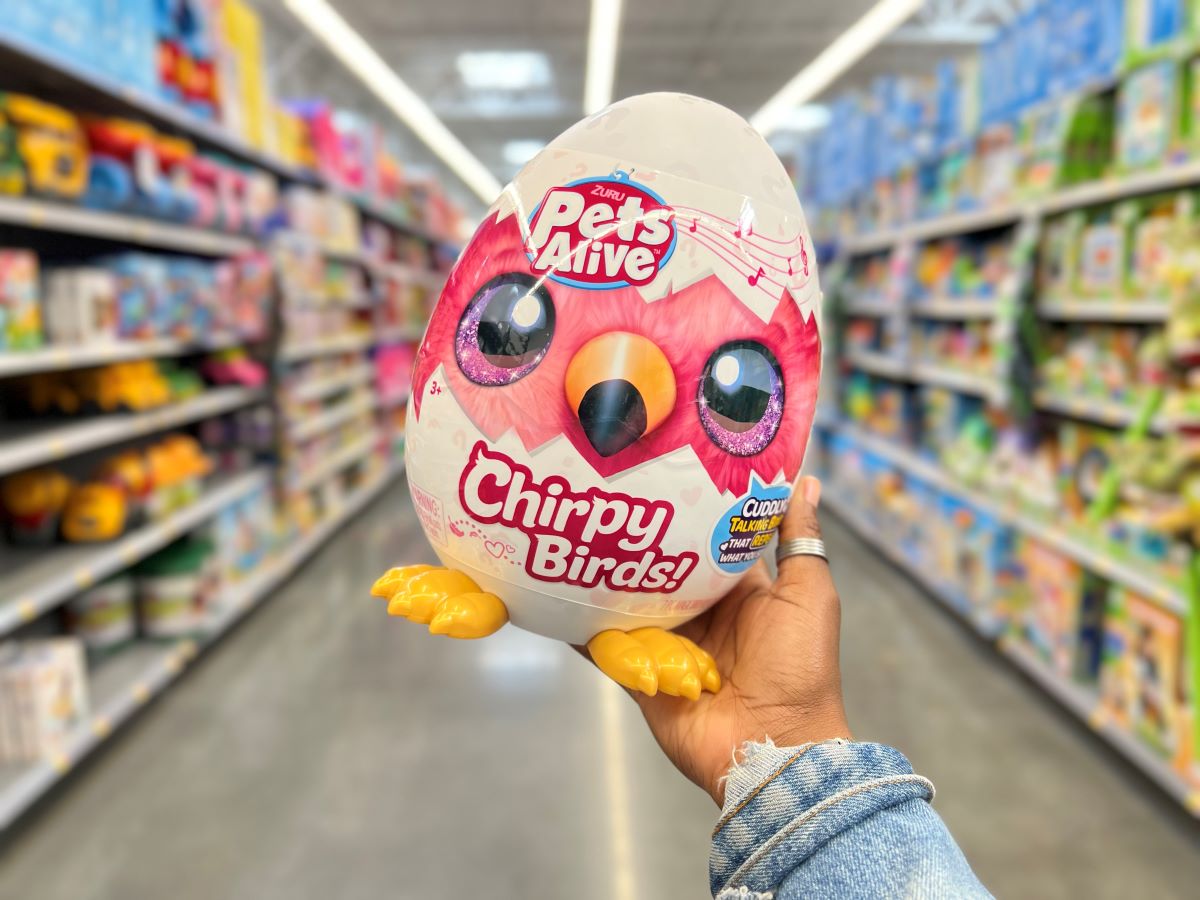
(802, 476, 822, 508)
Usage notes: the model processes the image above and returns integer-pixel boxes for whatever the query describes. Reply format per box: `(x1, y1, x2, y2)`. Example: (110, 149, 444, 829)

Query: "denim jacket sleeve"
(709, 739, 992, 899)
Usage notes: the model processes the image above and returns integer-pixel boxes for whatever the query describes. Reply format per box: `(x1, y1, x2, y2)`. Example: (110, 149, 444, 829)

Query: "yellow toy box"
(1, 94, 88, 199)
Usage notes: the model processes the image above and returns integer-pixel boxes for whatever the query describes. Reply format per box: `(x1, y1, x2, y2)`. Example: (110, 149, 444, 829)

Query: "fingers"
(775, 476, 835, 597)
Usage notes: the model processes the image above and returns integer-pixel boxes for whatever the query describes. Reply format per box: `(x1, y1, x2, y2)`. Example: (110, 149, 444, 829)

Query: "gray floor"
(1, 478, 1198, 899)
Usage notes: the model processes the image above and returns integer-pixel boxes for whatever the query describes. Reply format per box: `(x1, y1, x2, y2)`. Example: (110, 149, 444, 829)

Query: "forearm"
(710, 739, 991, 899)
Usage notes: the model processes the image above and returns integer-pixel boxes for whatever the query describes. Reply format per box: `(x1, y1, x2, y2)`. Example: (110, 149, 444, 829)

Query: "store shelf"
(824, 480, 1197, 816)
(1034, 391, 1169, 433)
(846, 205, 1024, 254)
(845, 349, 909, 379)
(289, 398, 375, 443)
(0, 333, 251, 379)
(998, 639, 1198, 814)
(0, 29, 312, 184)
(289, 365, 373, 403)
(287, 433, 378, 493)
(0, 459, 405, 832)
(0, 386, 264, 477)
(279, 332, 373, 362)
(909, 363, 1001, 400)
(374, 326, 424, 345)
(833, 421, 1188, 615)
(845, 161, 1200, 255)
(0, 196, 254, 256)
(1037, 299, 1172, 322)
(843, 297, 896, 317)
(1041, 160, 1200, 215)
(0, 468, 269, 637)
(910, 297, 1000, 319)
(820, 489, 999, 637)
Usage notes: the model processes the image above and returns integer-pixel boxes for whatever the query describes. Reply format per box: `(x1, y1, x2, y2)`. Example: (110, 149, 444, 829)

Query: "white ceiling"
(251, 0, 1016, 214)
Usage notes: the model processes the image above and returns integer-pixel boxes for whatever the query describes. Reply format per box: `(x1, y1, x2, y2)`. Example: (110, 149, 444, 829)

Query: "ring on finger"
(775, 537, 827, 565)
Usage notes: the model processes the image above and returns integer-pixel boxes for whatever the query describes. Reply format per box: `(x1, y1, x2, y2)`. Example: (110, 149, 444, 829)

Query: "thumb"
(775, 476, 835, 597)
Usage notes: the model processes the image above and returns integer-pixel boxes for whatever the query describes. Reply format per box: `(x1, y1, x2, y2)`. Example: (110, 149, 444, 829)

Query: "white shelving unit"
(289, 364, 373, 404)
(827, 421, 1189, 617)
(289, 397, 376, 443)
(0, 196, 254, 256)
(278, 332, 373, 362)
(0, 468, 269, 636)
(287, 433, 378, 493)
(0, 26, 445, 835)
(0, 387, 264, 477)
(910, 297, 1000, 319)
(1037, 299, 1172, 322)
(0, 334, 249, 378)
(822, 485, 1198, 815)
(0, 460, 405, 832)
(1033, 391, 1169, 434)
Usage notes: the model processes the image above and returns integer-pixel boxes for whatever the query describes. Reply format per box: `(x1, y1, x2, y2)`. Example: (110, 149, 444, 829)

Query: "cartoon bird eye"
(455, 273, 556, 385)
(698, 341, 784, 456)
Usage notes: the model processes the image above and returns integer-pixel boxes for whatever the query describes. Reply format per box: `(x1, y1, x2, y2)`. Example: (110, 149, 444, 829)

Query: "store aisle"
(0, 479, 1198, 900)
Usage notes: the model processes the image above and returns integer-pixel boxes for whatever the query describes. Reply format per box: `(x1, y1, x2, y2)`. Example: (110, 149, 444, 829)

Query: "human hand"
(609, 476, 850, 805)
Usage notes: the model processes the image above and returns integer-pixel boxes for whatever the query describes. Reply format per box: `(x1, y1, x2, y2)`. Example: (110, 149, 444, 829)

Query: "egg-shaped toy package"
(372, 93, 822, 699)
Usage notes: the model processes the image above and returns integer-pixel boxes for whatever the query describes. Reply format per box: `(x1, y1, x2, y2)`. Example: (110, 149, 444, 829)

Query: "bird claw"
(587, 627, 721, 700)
(371, 566, 508, 639)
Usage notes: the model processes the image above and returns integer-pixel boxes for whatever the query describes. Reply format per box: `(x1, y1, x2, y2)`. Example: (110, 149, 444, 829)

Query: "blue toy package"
(93, 0, 158, 95)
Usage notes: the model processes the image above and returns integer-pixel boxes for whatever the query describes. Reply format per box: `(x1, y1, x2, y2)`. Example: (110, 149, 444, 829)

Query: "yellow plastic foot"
(587, 628, 720, 700)
(371, 566, 508, 639)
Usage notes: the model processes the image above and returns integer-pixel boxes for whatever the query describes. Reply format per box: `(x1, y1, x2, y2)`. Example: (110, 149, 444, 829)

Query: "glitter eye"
(455, 273, 556, 386)
(698, 341, 784, 456)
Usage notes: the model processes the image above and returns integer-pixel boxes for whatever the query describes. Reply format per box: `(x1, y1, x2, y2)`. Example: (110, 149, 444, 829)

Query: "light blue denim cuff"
(709, 738, 935, 898)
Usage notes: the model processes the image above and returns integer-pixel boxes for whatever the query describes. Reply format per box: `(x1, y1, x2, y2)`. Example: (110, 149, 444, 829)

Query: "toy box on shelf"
(0, 638, 88, 764)
(843, 372, 914, 443)
(1100, 583, 1192, 769)
(0, 249, 42, 351)
(1008, 537, 1107, 682)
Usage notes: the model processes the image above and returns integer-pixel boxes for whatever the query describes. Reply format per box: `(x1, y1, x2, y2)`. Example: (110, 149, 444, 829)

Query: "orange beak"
(564, 332, 676, 457)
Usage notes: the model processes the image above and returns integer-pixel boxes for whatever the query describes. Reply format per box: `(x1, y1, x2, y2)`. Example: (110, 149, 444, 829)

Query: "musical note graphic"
(748, 267, 765, 287)
(787, 258, 793, 277)
(689, 218, 698, 233)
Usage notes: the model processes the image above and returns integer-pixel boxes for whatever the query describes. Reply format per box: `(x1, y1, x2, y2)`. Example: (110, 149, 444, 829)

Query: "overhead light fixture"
(750, 0, 922, 136)
(457, 51, 553, 92)
(282, 0, 502, 203)
(778, 104, 833, 133)
(584, 0, 624, 114)
(502, 139, 545, 166)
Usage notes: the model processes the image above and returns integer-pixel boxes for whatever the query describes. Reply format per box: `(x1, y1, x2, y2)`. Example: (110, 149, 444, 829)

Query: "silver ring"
(776, 537, 827, 565)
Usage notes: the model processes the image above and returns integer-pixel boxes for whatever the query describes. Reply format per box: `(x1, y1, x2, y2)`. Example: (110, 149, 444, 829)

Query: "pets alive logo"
(458, 442, 697, 592)
(525, 171, 677, 289)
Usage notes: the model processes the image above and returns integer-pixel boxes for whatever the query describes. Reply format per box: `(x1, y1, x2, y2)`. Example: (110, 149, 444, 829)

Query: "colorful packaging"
(397, 94, 822, 647)
(136, 537, 217, 639)
(0, 639, 89, 764)
(42, 267, 120, 345)
(1101, 586, 1188, 761)
(66, 576, 137, 655)
(0, 249, 42, 350)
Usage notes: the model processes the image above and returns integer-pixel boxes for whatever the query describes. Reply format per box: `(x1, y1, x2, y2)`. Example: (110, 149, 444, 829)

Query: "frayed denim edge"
(720, 773, 936, 894)
(715, 886, 774, 900)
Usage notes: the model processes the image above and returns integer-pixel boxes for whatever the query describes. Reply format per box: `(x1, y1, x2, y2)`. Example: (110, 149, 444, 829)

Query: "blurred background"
(0, 0, 1197, 897)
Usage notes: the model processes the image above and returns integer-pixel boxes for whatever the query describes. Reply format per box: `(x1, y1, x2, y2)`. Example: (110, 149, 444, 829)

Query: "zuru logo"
(526, 170, 677, 289)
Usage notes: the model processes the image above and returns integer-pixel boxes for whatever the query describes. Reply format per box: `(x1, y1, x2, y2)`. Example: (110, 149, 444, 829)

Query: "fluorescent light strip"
(584, 0, 624, 114)
(750, 0, 922, 136)
(283, 0, 502, 203)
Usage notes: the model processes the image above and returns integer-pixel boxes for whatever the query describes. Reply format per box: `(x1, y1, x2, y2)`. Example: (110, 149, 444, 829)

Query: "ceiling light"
(502, 140, 545, 166)
(457, 51, 553, 92)
(584, 0, 624, 114)
(751, 0, 922, 136)
(778, 104, 833, 133)
(282, 0, 502, 203)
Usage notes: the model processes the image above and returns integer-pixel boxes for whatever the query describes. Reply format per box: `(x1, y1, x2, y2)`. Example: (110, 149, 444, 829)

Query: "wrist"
(708, 707, 852, 805)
